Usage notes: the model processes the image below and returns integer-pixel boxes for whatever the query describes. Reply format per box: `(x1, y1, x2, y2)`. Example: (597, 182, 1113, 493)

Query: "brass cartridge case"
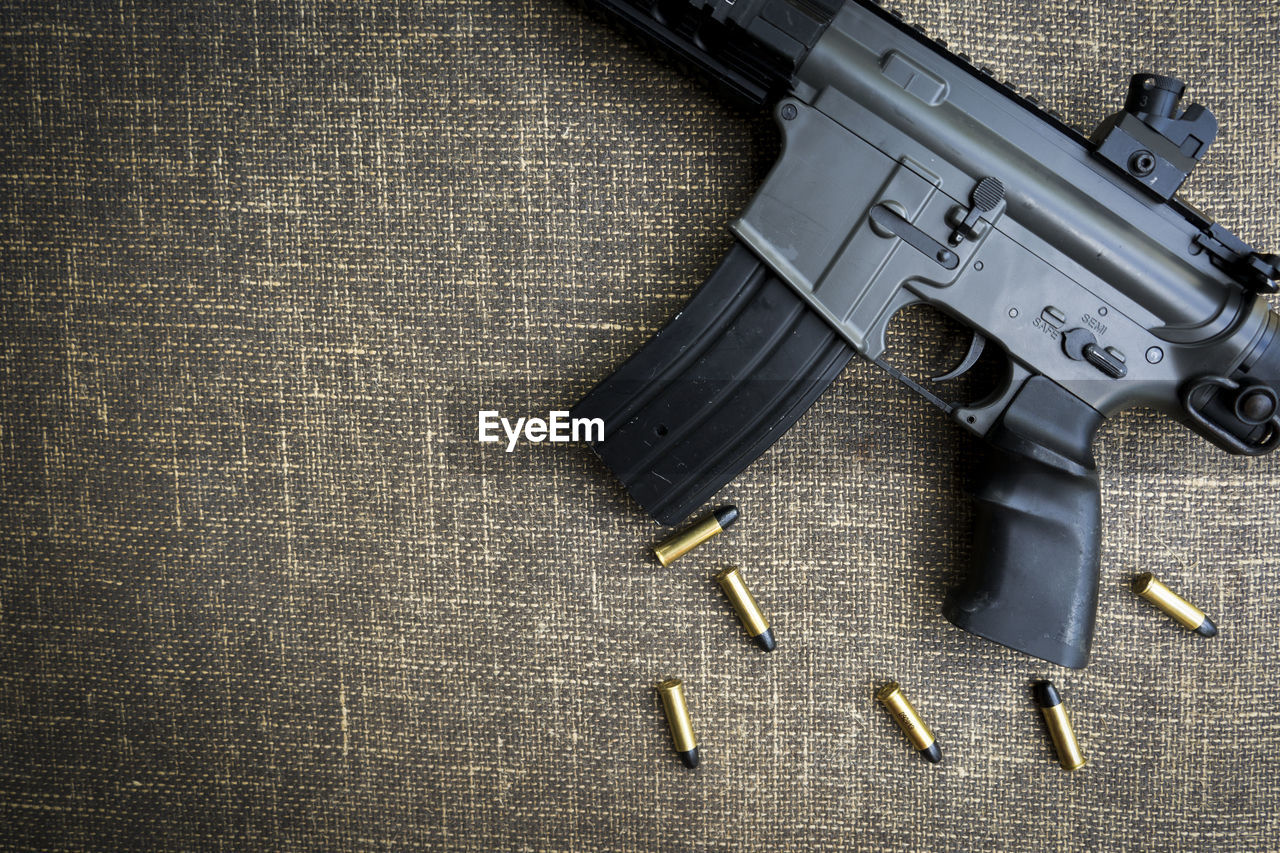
(656, 678, 699, 768)
(1132, 572, 1217, 636)
(653, 506, 739, 566)
(876, 682, 941, 763)
(714, 567, 776, 651)
(1034, 681, 1085, 771)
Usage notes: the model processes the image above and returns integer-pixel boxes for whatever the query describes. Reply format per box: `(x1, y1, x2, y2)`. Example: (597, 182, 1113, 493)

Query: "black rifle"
(570, 0, 1280, 668)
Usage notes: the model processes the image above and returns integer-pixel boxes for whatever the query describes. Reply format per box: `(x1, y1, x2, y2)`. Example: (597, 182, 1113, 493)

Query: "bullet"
(656, 678, 699, 768)
(714, 567, 776, 651)
(653, 505, 739, 567)
(1034, 681, 1085, 771)
(876, 682, 941, 763)
(1132, 572, 1217, 637)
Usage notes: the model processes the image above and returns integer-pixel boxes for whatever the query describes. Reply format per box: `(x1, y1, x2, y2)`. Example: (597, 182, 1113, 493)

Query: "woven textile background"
(4, 0, 1280, 849)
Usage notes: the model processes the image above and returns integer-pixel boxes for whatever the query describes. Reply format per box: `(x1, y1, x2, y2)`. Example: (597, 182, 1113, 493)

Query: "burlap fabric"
(4, 1, 1280, 850)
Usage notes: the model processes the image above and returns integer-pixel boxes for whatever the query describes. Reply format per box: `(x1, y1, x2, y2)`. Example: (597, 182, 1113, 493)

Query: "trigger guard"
(954, 362, 1032, 435)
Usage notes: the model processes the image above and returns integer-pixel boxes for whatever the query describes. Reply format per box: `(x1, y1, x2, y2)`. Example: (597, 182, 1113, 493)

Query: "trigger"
(931, 332, 987, 383)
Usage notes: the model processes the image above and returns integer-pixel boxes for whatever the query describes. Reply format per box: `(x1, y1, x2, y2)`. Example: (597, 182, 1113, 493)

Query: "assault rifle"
(571, 0, 1280, 667)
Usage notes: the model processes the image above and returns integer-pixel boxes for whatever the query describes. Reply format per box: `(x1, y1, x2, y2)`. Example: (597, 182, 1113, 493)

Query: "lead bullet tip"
(1033, 680, 1062, 708)
(713, 505, 739, 528)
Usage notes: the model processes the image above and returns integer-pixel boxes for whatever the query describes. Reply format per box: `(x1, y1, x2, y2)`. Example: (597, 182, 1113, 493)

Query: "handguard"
(943, 378, 1104, 669)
